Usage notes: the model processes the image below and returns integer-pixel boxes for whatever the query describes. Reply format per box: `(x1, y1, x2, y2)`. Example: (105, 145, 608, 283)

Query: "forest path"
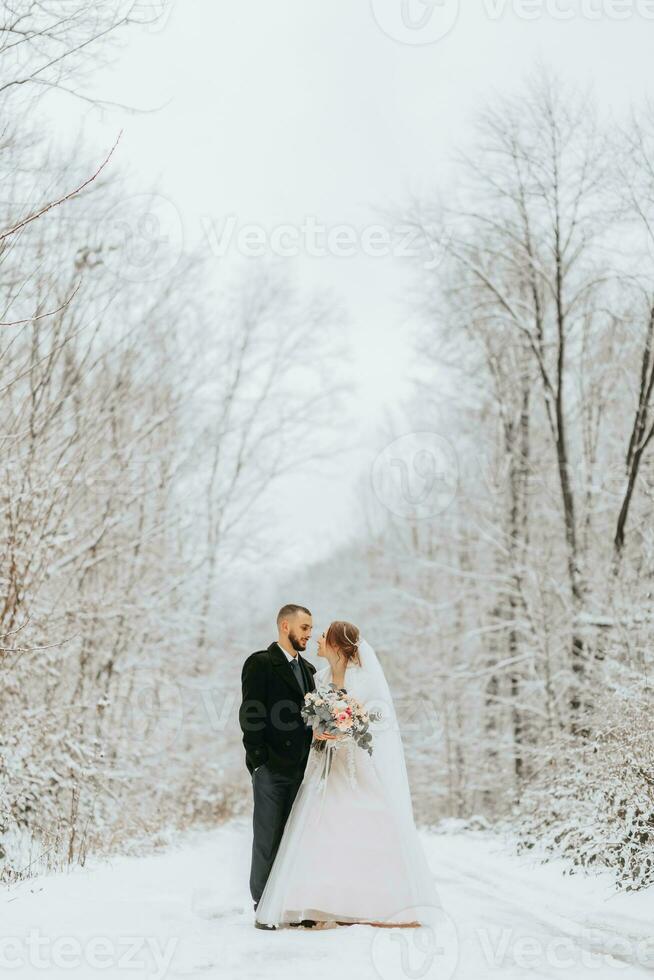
(2, 819, 653, 980)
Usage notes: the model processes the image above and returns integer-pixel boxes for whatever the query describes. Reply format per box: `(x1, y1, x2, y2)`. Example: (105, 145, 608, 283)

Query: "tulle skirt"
(254, 742, 441, 927)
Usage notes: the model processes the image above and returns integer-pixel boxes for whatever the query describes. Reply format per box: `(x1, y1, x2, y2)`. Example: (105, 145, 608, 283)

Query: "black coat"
(239, 642, 317, 777)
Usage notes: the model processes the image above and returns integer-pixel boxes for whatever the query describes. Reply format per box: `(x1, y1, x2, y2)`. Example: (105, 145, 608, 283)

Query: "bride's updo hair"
(326, 621, 361, 664)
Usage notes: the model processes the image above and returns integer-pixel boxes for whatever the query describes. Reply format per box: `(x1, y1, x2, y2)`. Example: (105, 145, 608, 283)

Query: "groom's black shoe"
(289, 919, 317, 928)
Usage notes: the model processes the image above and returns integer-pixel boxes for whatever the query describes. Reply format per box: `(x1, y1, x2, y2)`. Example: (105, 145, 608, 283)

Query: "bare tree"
(407, 74, 614, 734)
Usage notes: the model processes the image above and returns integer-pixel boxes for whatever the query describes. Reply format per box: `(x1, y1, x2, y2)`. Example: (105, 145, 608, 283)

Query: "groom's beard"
(288, 631, 307, 653)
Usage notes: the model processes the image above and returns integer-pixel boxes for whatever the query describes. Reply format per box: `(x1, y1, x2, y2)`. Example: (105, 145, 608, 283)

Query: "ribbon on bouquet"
(316, 743, 334, 821)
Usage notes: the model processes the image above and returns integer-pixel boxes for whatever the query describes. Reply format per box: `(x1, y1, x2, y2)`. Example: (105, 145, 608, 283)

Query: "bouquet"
(301, 684, 380, 756)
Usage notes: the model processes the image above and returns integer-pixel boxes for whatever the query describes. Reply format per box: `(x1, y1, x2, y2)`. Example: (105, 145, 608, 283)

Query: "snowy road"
(2, 819, 653, 980)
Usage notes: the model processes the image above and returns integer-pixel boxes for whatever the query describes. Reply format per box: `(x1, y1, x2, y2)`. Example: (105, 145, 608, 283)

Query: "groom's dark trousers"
(239, 642, 316, 905)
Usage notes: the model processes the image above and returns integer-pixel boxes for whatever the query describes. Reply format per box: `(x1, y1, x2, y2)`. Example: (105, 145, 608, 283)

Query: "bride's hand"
(314, 732, 346, 741)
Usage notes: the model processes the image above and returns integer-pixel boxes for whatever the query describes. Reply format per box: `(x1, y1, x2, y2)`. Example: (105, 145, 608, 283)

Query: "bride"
(254, 620, 441, 929)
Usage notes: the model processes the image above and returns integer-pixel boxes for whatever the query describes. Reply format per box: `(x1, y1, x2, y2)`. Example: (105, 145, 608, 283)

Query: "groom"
(239, 604, 316, 919)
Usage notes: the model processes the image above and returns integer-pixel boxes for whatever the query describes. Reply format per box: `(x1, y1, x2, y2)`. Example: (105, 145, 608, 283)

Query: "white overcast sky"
(50, 0, 654, 568)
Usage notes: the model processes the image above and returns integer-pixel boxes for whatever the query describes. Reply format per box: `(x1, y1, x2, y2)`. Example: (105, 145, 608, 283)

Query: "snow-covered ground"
(2, 819, 654, 980)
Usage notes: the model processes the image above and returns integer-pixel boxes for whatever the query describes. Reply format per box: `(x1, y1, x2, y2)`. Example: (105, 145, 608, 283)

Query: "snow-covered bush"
(516, 671, 654, 892)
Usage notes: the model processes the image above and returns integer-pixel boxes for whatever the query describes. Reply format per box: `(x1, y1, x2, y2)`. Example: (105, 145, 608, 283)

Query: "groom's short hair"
(277, 604, 311, 625)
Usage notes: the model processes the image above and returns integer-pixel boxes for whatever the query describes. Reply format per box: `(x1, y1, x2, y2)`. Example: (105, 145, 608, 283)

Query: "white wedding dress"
(254, 640, 441, 927)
